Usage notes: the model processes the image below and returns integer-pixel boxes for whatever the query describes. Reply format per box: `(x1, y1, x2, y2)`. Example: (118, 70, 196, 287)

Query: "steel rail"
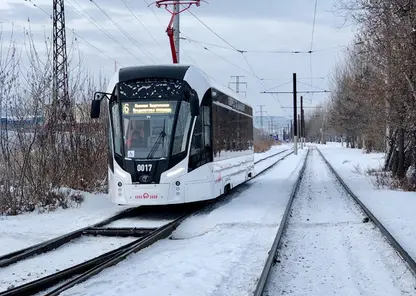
(315, 146, 416, 277)
(254, 148, 289, 164)
(0, 232, 148, 296)
(44, 209, 201, 296)
(0, 207, 137, 267)
(253, 148, 310, 296)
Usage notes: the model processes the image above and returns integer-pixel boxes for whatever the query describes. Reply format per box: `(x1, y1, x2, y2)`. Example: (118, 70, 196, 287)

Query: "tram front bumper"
(114, 183, 184, 205)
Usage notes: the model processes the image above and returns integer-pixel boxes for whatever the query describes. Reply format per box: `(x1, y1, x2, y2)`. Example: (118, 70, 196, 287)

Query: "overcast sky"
(0, 0, 356, 119)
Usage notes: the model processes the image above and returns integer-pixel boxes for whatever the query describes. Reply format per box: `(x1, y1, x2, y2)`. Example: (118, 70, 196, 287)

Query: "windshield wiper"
(146, 119, 166, 159)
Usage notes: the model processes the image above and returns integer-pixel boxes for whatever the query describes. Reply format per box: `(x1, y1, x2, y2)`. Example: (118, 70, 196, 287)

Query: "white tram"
(91, 65, 254, 205)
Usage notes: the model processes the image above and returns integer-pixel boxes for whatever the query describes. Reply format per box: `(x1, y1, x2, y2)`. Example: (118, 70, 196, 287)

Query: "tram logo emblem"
(138, 174, 152, 183)
(135, 192, 158, 199)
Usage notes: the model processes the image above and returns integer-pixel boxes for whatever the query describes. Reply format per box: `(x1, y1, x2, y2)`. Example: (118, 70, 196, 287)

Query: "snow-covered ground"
(0, 196, 123, 257)
(315, 142, 416, 262)
(57, 149, 307, 296)
(264, 148, 416, 296)
(253, 143, 290, 162)
(3, 143, 415, 295)
(0, 143, 291, 257)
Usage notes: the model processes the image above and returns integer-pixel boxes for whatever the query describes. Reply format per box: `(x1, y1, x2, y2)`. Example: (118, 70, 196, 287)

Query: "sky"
(0, 0, 356, 121)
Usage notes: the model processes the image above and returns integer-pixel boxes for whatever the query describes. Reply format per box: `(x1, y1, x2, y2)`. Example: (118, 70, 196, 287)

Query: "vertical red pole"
(167, 27, 178, 63)
(154, 1, 201, 64)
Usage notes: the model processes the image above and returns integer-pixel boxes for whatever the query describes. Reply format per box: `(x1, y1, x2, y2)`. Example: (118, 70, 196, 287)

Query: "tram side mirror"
(189, 93, 200, 117)
(91, 92, 105, 118)
(91, 99, 101, 118)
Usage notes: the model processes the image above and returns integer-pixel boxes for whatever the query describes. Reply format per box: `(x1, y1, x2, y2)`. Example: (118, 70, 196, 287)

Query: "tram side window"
(189, 92, 212, 171)
(108, 124, 114, 171)
(203, 105, 211, 150)
(111, 102, 122, 156)
(172, 101, 191, 155)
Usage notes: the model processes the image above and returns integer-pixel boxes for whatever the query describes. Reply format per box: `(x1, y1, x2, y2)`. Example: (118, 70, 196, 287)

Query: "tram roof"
(118, 64, 251, 108)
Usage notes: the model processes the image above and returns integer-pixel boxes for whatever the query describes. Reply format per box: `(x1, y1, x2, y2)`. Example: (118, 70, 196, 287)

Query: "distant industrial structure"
(0, 103, 92, 131)
(253, 115, 292, 141)
(253, 115, 291, 132)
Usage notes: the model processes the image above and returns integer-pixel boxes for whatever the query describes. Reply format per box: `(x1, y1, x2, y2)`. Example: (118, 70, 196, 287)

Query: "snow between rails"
(264, 148, 416, 296)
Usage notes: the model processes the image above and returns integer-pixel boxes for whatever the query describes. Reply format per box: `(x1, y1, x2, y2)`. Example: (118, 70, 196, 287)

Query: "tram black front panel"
(124, 159, 169, 184)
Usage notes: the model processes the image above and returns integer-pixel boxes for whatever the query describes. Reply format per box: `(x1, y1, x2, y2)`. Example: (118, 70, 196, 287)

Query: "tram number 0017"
(137, 164, 152, 172)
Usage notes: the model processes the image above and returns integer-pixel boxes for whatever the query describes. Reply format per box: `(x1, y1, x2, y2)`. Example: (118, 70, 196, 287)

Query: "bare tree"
(324, 0, 416, 189)
(0, 25, 109, 215)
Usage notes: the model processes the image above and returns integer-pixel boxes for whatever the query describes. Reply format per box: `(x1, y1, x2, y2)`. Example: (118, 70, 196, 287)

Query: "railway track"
(253, 146, 416, 295)
(0, 147, 294, 296)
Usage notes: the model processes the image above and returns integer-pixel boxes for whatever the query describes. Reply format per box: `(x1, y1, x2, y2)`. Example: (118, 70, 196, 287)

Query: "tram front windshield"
(122, 101, 177, 159)
(115, 78, 194, 160)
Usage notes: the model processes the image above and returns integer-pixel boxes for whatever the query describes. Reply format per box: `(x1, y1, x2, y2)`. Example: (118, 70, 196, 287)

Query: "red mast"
(151, 0, 202, 63)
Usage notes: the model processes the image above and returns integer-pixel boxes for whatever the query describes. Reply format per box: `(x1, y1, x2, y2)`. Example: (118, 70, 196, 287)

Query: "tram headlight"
(118, 182, 122, 187)
(175, 181, 180, 186)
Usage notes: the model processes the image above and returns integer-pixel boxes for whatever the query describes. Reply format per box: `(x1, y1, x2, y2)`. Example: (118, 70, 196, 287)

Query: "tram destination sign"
(122, 102, 173, 115)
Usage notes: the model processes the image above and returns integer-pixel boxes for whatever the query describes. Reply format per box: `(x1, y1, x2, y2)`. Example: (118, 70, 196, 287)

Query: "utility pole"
(293, 73, 298, 155)
(52, 0, 71, 123)
(229, 75, 247, 96)
(321, 104, 326, 144)
(302, 106, 305, 145)
(298, 114, 302, 149)
(259, 75, 330, 153)
(300, 95, 304, 149)
(257, 105, 267, 132)
(154, 1, 201, 64)
(173, 1, 180, 63)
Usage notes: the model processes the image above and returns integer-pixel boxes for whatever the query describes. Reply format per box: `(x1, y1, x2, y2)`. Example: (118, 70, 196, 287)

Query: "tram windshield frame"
(110, 78, 195, 160)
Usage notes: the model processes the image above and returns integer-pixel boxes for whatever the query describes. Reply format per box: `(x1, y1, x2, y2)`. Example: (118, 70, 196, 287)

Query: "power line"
(182, 37, 255, 77)
(119, 0, 164, 49)
(65, 0, 143, 63)
(264, 80, 293, 92)
(261, 90, 330, 94)
(261, 76, 327, 81)
(296, 80, 327, 91)
(181, 33, 287, 113)
(89, 0, 157, 63)
(310, 0, 318, 51)
(24, 0, 119, 64)
(186, 9, 240, 52)
(309, 0, 318, 100)
(71, 30, 118, 63)
(180, 36, 346, 54)
(181, 13, 285, 107)
(240, 52, 285, 109)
